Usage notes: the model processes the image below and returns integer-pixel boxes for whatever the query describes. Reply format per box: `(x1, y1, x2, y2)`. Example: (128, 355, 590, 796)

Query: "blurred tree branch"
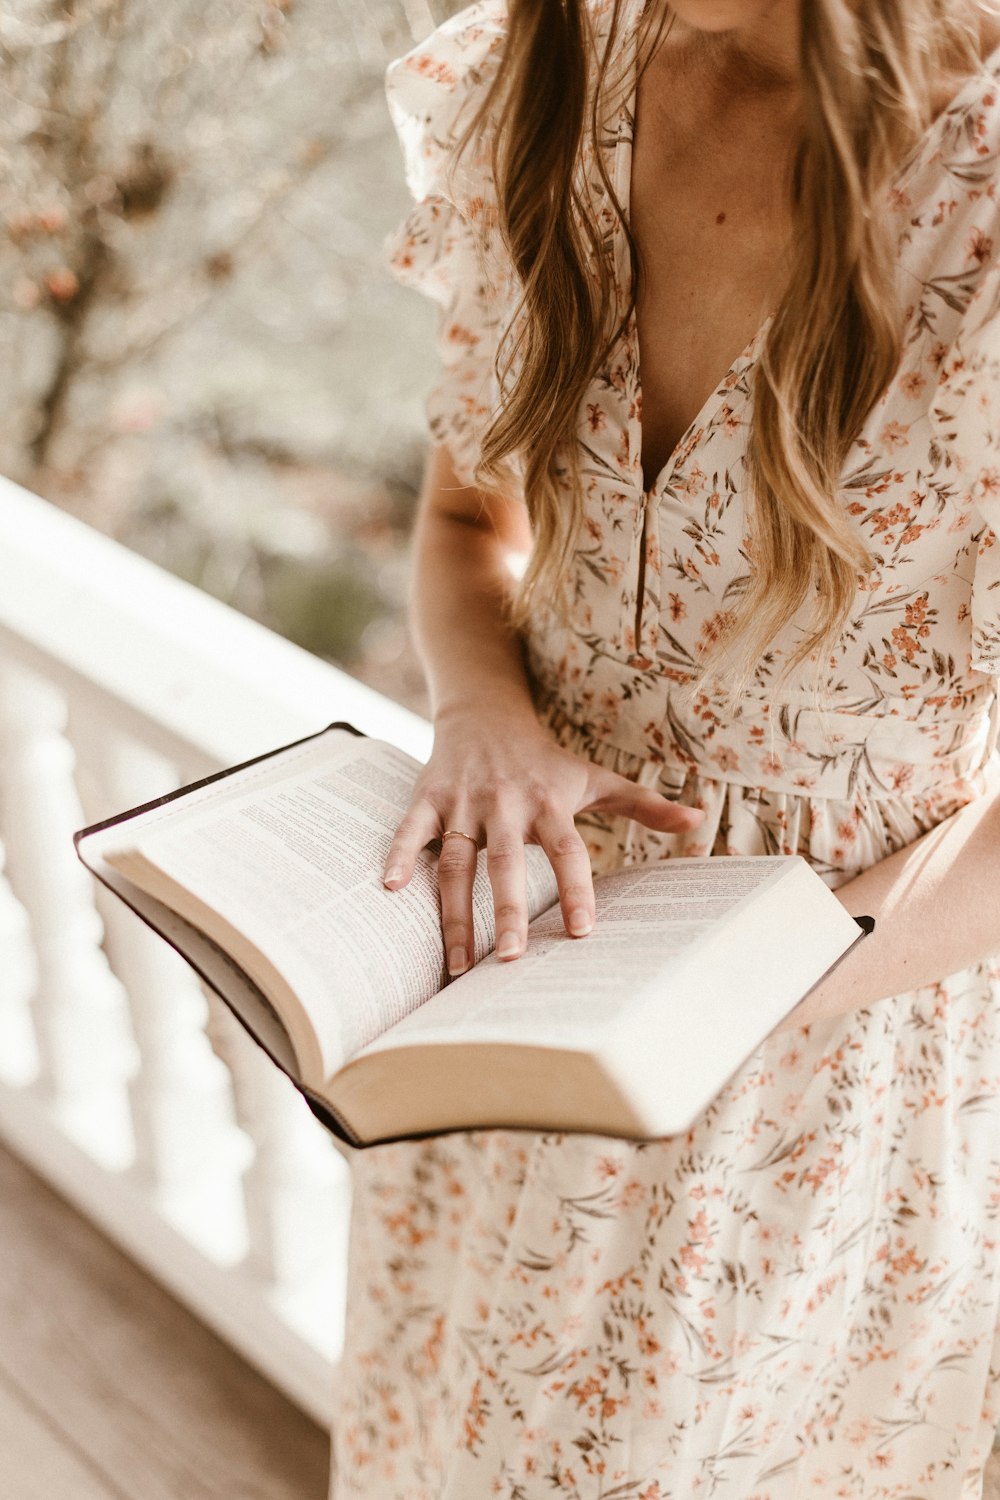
(0, 0, 463, 709)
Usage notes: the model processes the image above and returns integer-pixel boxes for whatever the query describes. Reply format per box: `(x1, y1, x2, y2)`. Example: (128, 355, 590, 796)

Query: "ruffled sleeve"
(384, 0, 512, 487)
(930, 257, 1000, 674)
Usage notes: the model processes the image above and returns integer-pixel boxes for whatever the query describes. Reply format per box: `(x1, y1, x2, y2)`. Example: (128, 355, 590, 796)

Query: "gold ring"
(442, 829, 479, 846)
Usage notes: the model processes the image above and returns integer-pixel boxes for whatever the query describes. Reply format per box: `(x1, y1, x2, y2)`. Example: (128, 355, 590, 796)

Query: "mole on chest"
(630, 169, 794, 481)
(627, 50, 799, 484)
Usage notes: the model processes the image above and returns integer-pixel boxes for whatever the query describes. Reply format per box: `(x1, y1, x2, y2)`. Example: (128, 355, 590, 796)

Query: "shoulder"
(385, 0, 509, 208)
(385, 0, 626, 207)
(898, 46, 1000, 349)
(931, 34, 1000, 208)
(935, 49, 1000, 343)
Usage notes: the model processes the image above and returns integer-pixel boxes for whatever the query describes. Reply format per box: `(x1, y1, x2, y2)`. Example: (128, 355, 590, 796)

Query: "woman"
(332, 1, 1000, 1494)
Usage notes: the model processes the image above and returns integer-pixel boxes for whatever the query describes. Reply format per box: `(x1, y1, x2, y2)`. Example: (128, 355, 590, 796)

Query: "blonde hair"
(465, 0, 988, 692)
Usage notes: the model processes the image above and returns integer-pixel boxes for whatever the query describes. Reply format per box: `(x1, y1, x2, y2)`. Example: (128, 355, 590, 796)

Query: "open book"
(75, 723, 871, 1149)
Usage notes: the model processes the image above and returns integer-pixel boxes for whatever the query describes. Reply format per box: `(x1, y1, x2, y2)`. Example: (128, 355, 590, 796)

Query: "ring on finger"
(442, 829, 479, 847)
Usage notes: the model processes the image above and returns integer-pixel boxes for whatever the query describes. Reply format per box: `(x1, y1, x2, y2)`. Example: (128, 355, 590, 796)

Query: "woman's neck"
(661, 0, 803, 92)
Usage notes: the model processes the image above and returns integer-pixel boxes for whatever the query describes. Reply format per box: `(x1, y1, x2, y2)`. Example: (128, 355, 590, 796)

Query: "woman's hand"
(393, 444, 702, 975)
(382, 702, 704, 975)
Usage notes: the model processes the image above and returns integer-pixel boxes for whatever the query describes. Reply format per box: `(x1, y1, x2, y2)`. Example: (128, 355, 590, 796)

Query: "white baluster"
(0, 663, 134, 1164)
(204, 990, 350, 1297)
(69, 720, 248, 1224)
(0, 835, 40, 1085)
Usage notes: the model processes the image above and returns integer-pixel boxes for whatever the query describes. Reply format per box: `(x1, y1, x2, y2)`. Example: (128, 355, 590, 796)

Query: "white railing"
(0, 476, 432, 1426)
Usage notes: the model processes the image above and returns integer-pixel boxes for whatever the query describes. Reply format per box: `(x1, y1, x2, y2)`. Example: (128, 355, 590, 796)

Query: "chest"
(628, 69, 799, 491)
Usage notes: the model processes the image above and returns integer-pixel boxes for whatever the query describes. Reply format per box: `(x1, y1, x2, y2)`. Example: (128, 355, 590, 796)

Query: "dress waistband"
(538, 677, 999, 803)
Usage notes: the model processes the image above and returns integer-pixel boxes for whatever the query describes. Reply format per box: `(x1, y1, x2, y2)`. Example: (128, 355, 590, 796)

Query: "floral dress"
(330, 3, 1000, 1496)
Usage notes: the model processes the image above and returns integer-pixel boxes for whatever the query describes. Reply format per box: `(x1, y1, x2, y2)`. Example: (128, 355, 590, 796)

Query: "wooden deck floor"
(0, 1142, 329, 1500)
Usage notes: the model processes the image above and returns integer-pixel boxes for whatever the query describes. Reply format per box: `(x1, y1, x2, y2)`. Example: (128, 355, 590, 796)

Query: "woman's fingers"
(383, 796, 482, 976)
(437, 827, 480, 975)
(533, 817, 596, 938)
(382, 798, 441, 889)
(590, 770, 704, 833)
(385, 752, 702, 972)
(485, 822, 529, 961)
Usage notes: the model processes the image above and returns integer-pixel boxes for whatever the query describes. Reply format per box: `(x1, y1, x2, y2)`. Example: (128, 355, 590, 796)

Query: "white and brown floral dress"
(330, 3, 1000, 1495)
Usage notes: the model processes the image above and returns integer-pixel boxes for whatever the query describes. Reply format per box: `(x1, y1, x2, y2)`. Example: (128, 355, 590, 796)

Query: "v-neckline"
(613, 2, 1000, 501)
(626, 305, 771, 500)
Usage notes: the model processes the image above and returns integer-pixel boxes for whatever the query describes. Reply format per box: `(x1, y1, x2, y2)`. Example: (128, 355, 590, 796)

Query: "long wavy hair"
(463, 0, 988, 691)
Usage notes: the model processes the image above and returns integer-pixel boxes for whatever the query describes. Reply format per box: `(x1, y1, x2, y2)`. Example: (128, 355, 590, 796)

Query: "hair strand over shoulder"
(462, 0, 988, 696)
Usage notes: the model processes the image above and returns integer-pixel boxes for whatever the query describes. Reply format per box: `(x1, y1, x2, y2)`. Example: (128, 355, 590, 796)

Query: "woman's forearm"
(409, 445, 538, 726)
(776, 775, 1000, 1031)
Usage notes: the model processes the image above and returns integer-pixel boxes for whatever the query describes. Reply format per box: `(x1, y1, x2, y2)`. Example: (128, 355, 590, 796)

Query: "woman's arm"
(775, 774, 1000, 1031)
(404, 443, 537, 732)
(382, 444, 703, 975)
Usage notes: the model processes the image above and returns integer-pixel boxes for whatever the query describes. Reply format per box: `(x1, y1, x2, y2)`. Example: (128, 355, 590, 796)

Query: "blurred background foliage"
(0, 0, 468, 713)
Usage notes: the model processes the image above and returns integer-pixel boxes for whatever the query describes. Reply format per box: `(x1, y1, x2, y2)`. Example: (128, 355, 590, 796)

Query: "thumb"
(589, 770, 705, 833)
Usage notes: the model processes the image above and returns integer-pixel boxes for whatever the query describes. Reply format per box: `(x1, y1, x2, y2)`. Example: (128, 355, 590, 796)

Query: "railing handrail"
(0, 476, 432, 777)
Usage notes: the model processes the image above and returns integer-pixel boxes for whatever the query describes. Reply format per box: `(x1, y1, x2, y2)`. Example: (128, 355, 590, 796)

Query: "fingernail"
(448, 946, 469, 975)
(383, 867, 404, 888)
(568, 909, 593, 937)
(496, 933, 520, 960)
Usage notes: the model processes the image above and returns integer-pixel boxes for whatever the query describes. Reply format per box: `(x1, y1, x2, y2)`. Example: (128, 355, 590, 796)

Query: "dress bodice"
(385, 0, 1000, 809)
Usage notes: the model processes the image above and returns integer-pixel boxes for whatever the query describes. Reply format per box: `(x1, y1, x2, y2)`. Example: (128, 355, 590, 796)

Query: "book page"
(106, 730, 558, 1078)
(358, 856, 790, 1053)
